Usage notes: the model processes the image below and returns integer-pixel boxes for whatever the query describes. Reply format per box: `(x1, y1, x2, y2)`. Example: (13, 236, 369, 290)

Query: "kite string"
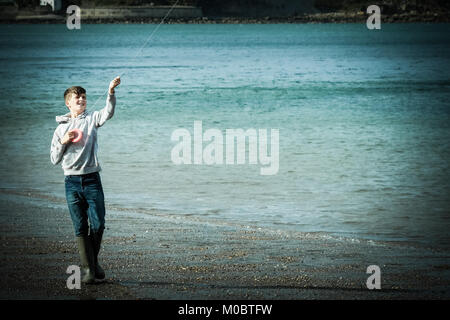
(91, 0, 180, 109)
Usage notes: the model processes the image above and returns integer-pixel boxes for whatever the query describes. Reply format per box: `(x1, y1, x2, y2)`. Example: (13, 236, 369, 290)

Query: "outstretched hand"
(109, 76, 121, 95)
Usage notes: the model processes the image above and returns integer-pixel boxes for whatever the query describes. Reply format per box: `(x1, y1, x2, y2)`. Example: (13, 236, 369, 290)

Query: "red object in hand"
(71, 129, 83, 143)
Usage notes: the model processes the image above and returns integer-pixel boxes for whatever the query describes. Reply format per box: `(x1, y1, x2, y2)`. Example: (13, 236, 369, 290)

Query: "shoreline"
(1, 12, 449, 24)
(0, 187, 445, 252)
(0, 191, 449, 299)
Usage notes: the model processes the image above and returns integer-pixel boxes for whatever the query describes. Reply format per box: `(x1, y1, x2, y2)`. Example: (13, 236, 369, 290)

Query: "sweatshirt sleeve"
(50, 129, 67, 165)
(94, 93, 116, 128)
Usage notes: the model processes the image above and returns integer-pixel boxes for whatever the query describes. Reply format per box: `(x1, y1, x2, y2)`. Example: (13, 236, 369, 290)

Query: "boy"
(50, 76, 121, 284)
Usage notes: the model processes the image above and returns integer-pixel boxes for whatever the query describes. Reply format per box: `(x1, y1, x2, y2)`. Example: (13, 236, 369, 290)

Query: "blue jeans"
(65, 172, 105, 237)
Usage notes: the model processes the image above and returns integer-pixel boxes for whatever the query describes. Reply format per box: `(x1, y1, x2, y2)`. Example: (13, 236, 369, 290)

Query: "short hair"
(64, 86, 86, 103)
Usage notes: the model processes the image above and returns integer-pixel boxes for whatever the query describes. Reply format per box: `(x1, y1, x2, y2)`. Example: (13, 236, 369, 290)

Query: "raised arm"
(94, 76, 121, 128)
(108, 76, 121, 95)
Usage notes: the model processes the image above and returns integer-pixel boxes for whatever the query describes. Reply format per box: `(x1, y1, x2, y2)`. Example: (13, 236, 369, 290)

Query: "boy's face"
(66, 93, 86, 115)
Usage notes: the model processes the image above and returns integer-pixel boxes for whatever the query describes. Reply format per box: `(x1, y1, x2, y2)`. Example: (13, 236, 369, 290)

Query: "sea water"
(0, 23, 449, 248)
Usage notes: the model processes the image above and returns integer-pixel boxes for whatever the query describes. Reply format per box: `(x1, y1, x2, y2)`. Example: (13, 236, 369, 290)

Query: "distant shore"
(1, 10, 449, 24)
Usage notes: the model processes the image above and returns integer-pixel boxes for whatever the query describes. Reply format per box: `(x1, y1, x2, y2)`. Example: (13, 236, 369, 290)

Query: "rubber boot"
(76, 236, 96, 284)
(89, 230, 105, 280)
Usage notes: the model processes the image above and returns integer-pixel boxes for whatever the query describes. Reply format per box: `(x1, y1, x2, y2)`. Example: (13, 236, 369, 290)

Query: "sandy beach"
(0, 190, 449, 300)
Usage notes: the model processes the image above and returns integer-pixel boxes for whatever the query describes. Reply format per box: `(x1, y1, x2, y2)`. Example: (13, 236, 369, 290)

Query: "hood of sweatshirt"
(56, 111, 88, 124)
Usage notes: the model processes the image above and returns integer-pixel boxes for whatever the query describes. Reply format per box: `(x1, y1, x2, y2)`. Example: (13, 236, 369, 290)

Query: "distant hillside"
(77, 0, 450, 17)
(6, 0, 450, 23)
(314, 0, 450, 14)
(78, 1, 317, 17)
(13, 0, 450, 17)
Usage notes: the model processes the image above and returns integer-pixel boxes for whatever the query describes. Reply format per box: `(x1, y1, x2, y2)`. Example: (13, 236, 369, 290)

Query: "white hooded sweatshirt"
(50, 93, 116, 175)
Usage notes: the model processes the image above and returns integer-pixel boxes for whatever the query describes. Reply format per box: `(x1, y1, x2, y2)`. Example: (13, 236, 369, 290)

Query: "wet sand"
(0, 191, 449, 300)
